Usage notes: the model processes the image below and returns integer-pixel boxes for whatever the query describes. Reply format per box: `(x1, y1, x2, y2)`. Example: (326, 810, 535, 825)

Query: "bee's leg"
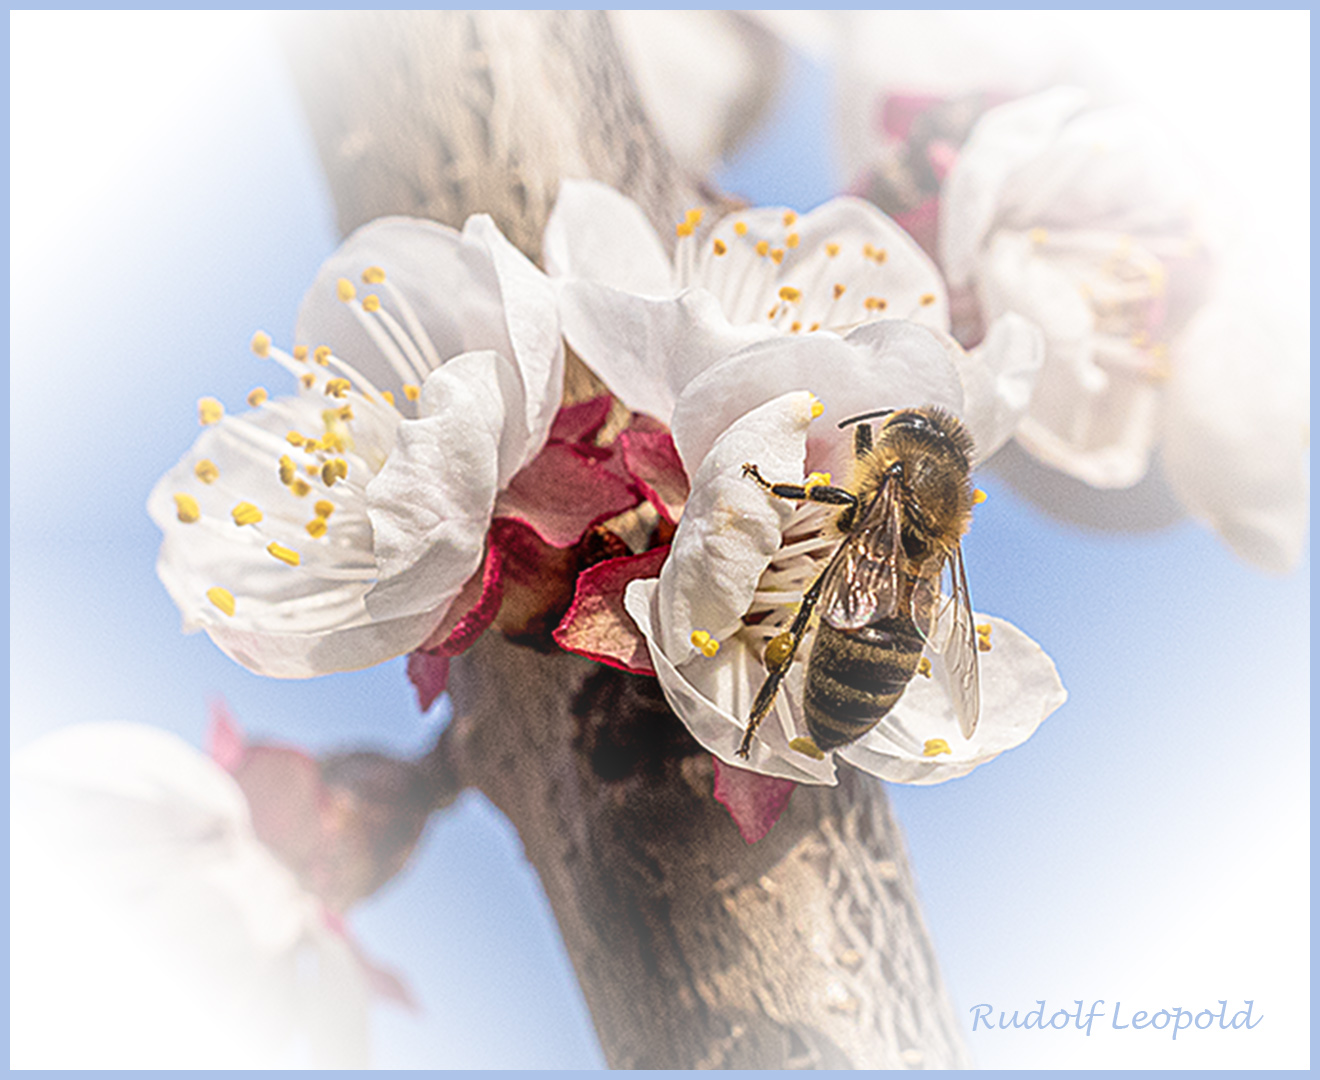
(853, 421, 873, 459)
(741, 463, 858, 509)
(737, 559, 831, 759)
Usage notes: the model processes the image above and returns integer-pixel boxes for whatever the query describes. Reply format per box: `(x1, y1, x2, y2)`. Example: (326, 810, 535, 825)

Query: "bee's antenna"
(837, 409, 895, 430)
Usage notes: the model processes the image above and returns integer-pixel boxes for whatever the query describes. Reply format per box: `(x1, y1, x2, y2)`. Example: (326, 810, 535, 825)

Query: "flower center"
(737, 500, 837, 660)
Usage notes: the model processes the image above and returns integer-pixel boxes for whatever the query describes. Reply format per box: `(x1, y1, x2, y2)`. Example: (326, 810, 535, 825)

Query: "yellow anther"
(770, 248, 784, 264)
(922, 738, 952, 757)
(764, 631, 794, 670)
(314, 499, 335, 519)
(786, 232, 800, 249)
(778, 286, 802, 303)
(685, 207, 704, 226)
(246, 387, 269, 408)
(689, 630, 720, 658)
(403, 384, 421, 402)
(232, 502, 263, 527)
(1030, 227, 1049, 246)
(173, 493, 201, 523)
(713, 238, 728, 256)
(290, 478, 311, 497)
(676, 221, 694, 238)
(292, 345, 309, 362)
(864, 296, 887, 311)
(803, 471, 832, 492)
(917, 657, 932, 678)
(825, 242, 840, 257)
(198, 397, 224, 426)
(873, 248, 888, 264)
(286, 431, 306, 446)
(206, 587, 236, 617)
(381, 390, 395, 406)
(755, 239, 770, 257)
(278, 455, 296, 485)
(790, 321, 802, 333)
(920, 293, 936, 306)
(250, 331, 271, 358)
(336, 277, 356, 302)
(300, 373, 316, 390)
(833, 283, 846, 300)
(305, 517, 328, 538)
(973, 489, 988, 505)
(313, 346, 332, 366)
(336, 405, 354, 422)
(810, 399, 825, 419)
(266, 541, 301, 567)
(782, 210, 798, 227)
(321, 459, 348, 486)
(194, 459, 219, 484)
(976, 623, 993, 652)
(362, 265, 386, 285)
(362, 294, 381, 313)
(975, 623, 992, 636)
(808, 322, 820, 332)
(734, 221, 749, 237)
(324, 377, 351, 398)
(790, 736, 825, 760)
(863, 242, 876, 259)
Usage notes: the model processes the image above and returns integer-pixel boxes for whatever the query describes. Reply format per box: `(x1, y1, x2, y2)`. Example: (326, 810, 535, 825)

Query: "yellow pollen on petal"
(778, 286, 801, 303)
(290, 478, 311, 497)
(292, 345, 309, 362)
(362, 294, 381, 313)
(713, 238, 728, 256)
(314, 499, 335, 519)
(362, 265, 386, 285)
(231, 502, 263, 526)
(920, 293, 936, 306)
(194, 459, 219, 484)
(198, 398, 224, 425)
(266, 541, 301, 566)
(689, 629, 720, 658)
(790, 321, 802, 333)
(755, 240, 770, 257)
(734, 221, 749, 237)
(786, 232, 800, 249)
(246, 387, 269, 407)
(250, 331, 271, 358)
(770, 248, 784, 264)
(313, 346, 332, 366)
(173, 494, 200, 523)
(403, 384, 421, 402)
(336, 277, 356, 302)
(833, 283, 846, 300)
(676, 221, 694, 238)
(1030, 227, 1049, 246)
(923, 738, 952, 757)
(790, 736, 825, 760)
(305, 517, 328, 538)
(300, 373, 316, 390)
(973, 489, 988, 505)
(825, 242, 840, 257)
(381, 390, 395, 406)
(685, 207, 704, 226)
(917, 657, 932, 678)
(324, 377, 351, 398)
(206, 587, 235, 617)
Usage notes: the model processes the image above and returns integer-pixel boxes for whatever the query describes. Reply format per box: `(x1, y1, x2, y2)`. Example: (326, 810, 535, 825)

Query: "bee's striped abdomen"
(804, 618, 925, 751)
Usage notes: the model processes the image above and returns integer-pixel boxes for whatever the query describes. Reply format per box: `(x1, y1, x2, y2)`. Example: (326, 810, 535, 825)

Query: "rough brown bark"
(284, 10, 970, 1069)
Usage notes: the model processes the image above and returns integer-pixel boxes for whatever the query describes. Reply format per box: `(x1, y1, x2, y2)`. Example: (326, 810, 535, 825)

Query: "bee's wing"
(820, 475, 902, 630)
(929, 544, 980, 738)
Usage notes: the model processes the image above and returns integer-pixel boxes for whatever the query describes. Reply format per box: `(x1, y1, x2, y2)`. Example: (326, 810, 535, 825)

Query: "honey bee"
(738, 406, 980, 759)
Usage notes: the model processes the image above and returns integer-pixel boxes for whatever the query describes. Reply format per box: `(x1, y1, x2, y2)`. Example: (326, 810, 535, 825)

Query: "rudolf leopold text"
(971, 1000, 1263, 1040)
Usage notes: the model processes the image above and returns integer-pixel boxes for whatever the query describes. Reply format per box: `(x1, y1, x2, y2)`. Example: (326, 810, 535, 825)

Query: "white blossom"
(148, 215, 563, 676)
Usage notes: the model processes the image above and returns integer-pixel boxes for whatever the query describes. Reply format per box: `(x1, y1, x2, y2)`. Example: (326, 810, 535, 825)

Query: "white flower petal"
(1163, 297, 1309, 574)
(364, 352, 508, 621)
(657, 392, 815, 660)
(939, 86, 1088, 287)
(669, 321, 965, 479)
(558, 280, 770, 421)
(839, 615, 1066, 784)
(952, 311, 1046, 464)
(625, 578, 838, 784)
(544, 177, 674, 296)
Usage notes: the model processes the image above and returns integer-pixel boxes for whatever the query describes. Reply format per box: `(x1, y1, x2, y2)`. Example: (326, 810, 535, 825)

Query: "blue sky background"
(11, 11, 1308, 1069)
